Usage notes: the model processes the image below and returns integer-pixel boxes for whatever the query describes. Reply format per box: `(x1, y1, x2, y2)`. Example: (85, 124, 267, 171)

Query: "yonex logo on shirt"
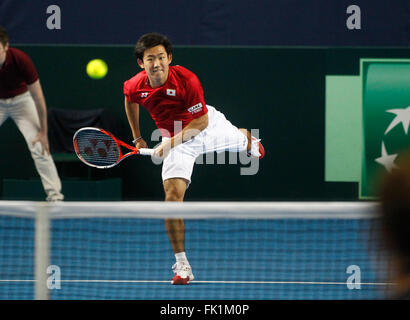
(166, 89, 176, 96)
(188, 103, 203, 114)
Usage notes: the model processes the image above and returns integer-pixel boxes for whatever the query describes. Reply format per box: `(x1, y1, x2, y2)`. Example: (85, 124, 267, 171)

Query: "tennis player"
(0, 25, 64, 202)
(379, 153, 410, 299)
(124, 33, 264, 285)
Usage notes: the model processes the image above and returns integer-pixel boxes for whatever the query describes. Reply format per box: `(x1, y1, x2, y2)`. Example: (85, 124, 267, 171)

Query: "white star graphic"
(375, 141, 398, 173)
(384, 106, 410, 135)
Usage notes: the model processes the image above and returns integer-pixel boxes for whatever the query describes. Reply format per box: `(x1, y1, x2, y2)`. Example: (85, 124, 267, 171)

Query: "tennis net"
(0, 201, 392, 300)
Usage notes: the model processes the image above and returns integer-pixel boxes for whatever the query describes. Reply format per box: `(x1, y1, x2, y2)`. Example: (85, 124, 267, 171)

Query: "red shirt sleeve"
(123, 80, 132, 102)
(16, 50, 38, 85)
(184, 74, 208, 118)
(123, 72, 145, 104)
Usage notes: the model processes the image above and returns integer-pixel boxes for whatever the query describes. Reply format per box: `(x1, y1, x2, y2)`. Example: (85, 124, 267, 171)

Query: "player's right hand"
(135, 138, 148, 149)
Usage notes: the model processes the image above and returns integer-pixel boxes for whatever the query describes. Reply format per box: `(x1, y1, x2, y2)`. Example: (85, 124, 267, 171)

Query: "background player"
(124, 33, 264, 284)
(0, 25, 63, 202)
(379, 153, 410, 299)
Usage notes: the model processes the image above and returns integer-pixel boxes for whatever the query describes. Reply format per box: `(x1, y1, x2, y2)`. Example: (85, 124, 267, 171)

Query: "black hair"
(134, 32, 172, 61)
(0, 25, 9, 46)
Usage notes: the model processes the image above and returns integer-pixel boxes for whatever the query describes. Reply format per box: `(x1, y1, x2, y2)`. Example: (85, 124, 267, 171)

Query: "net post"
(34, 202, 50, 300)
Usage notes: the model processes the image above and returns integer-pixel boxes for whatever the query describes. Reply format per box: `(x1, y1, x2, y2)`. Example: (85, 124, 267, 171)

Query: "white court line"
(0, 279, 396, 286)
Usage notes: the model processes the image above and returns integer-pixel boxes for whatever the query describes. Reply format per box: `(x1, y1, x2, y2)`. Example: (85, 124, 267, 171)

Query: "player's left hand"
(32, 131, 50, 155)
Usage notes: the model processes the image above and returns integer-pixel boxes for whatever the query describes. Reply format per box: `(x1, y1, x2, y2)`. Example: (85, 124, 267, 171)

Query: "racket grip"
(138, 148, 154, 156)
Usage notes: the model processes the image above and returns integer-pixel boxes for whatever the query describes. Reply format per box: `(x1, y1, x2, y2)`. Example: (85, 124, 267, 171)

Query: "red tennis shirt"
(0, 47, 39, 99)
(123, 65, 208, 137)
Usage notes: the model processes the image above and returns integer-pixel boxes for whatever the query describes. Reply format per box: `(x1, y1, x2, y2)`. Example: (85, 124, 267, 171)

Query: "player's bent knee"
(163, 178, 187, 202)
(164, 186, 184, 201)
(165, 192, 183, 202)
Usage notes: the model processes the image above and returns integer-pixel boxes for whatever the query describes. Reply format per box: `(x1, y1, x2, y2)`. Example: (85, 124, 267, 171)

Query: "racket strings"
(75, 130, 120, 167)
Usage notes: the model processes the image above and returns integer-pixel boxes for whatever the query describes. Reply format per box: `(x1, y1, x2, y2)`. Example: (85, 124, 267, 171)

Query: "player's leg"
(239, 128, 252, 151)
(0, 97, 11, 126)
(162, 144, 198, 284)
(163, 177, 187, 253)
(163, 178, 195, 284)
(239, 128, 265, 159)
(9, 92, 64, 201)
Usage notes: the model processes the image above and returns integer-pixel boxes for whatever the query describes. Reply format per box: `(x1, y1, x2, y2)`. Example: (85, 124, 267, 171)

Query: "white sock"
(175, 252, 188, 263)
(250, 137, 261, 157)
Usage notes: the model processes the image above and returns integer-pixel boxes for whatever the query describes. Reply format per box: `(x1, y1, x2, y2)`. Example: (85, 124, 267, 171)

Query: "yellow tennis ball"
(86, 59, 108, 79)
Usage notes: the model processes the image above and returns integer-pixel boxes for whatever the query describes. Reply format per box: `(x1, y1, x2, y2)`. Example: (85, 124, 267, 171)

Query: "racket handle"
(138, 148, 154, 156)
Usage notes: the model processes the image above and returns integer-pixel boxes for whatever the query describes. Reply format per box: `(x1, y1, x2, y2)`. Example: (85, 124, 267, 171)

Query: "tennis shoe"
(247, 136, 265, 159)
(171, 261, 194, 285)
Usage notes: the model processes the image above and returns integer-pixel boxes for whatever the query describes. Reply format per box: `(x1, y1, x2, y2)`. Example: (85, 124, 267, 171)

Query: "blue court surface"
(0, 216, 391, 300)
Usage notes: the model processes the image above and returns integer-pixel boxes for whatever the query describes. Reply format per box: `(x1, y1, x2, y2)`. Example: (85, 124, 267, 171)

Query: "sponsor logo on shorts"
(188, 103, 203, 114)
(166, 89, 176, 96)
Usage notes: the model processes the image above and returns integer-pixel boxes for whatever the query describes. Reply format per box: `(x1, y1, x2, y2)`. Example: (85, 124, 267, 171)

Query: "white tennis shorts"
(161, 105, 248, 185)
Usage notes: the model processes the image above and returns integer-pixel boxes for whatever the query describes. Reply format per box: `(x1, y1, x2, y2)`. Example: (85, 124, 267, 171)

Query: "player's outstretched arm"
(179, 113, 209, 143)
(124, 98, 147, 148)
(154, 113, 208, 158)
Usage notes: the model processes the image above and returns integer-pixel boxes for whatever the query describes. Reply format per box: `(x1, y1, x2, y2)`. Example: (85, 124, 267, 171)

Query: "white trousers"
(161, 105, 248, 185)
(0, 91, 64, 201)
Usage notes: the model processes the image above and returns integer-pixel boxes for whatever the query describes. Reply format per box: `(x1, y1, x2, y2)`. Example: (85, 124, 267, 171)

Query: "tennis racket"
(73, 127, 154, 169)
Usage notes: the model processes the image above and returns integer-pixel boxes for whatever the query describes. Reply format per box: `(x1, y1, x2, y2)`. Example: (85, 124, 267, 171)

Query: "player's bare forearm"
(171, 113, 208, 147)
(157, 113, 208, 158)
(125, 99, 148, 149)
(27, 79, 48, 134)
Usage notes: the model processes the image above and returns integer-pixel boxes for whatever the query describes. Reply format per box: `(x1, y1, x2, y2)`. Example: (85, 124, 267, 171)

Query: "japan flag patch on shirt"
(166, 89, 176, 96)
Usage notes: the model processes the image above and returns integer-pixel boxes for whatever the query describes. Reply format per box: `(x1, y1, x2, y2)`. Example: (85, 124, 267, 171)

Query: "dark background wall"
(1, 0, 408, 46)
(0, 46, 409, 201)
